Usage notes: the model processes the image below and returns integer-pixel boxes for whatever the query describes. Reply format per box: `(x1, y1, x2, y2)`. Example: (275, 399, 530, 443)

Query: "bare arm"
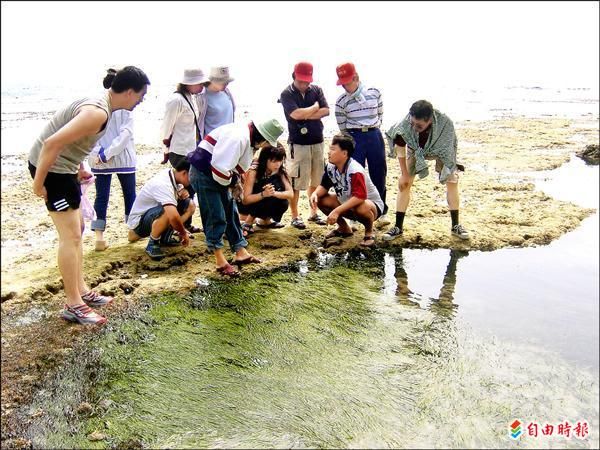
(289, 101, 320, 120)
(305, 107, 330, 120)
(309, 185, 328, 210)
(273, 175, 294, 201)
(241, 170, 262, 205)
(163, 204, 188, 238)
(33, 106, 107, 199)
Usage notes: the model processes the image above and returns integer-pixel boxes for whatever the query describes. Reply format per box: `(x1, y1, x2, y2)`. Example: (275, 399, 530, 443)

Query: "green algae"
(24, 253, 599, 449)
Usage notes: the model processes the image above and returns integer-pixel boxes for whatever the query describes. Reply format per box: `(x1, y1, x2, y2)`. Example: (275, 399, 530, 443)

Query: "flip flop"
(360, 236, 376, 248)
(241, 223, 255, 237)
(308, 215, 327, 226)
(232, 255, 262, 266)
(325, 228, 354, 239)
(216, 263, 240, 277)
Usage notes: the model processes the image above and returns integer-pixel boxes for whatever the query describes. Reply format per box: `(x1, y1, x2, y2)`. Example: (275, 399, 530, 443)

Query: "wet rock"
(323, 237, 343, 248)
(29, 408, 45, 418)
(87, 430, 106, 441)
(1, 291, 17, 302)
(119, 282, 135, 295)
(3, 438, 33, 449)
(44, 282, 61, 294)
(97, 399, 114, 410)
(298, 230, 313, 240)
(115, 439, 144, 450)
(76, 402, 93, 415)
(576, 144, 599, 165)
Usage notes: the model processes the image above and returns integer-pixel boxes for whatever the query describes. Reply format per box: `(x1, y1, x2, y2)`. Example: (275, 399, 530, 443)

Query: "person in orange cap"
(334, 62, 389, 226)
(279, 61, 330, 229)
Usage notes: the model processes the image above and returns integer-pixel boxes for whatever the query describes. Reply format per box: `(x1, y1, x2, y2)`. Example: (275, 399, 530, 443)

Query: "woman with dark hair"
(88, 69, 138, 251)
(28, 65, 150, 325)
(238, 143, 293, 236)
(160, 68, 208, 166)
(160, 68, 208, 234)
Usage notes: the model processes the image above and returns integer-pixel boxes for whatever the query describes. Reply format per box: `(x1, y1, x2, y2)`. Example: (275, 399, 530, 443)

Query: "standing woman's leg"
(117, 172, 137, 224)
(92, 174, 112, 250)
(49, 208, 89, 306)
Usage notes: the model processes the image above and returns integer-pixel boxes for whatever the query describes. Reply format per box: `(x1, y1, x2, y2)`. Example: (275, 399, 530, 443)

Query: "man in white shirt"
(127, 159, 194, 260)
(187, 119, 284, 276)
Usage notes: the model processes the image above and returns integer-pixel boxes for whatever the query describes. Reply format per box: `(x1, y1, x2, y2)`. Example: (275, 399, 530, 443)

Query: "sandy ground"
(1, 116, 598, 446)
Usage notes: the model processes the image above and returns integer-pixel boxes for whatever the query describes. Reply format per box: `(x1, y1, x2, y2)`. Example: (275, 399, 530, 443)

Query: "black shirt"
(279, 83, 328, 145)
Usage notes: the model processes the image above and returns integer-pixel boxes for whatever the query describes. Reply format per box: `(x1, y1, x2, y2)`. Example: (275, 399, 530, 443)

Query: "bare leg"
(214, 249, 228, 268)
(76, 211, 90, 295)
(396, 176, 415, 213)
(318, 194, 353, 234)
(49, 209, 87, 307)
(307, 186, 318, 217)
(353, 201, 377, 237)
(446, 181, 460, 210)
(291, 189, 301, 219)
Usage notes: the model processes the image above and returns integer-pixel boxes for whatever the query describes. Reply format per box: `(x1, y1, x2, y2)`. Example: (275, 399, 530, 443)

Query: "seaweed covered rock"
(576, 144, 599, 165)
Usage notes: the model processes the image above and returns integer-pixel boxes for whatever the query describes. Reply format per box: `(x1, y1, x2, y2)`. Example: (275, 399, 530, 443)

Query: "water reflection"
(383, 249, 468, 316)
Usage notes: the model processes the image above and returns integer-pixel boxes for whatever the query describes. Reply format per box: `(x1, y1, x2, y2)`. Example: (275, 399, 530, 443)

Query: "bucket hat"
(209, 66, 235, 84)
(255, 119, 284, 147)
(182, 68, 209, 85)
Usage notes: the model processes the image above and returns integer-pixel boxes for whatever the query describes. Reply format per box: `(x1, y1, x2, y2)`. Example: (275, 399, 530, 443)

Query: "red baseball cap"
(336, 62, 356, 85)
(294, 62, 313, 83)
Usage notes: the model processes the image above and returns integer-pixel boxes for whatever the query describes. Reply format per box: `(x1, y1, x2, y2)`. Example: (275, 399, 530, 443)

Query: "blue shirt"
(279, 83, 328, 145)
(204, 90, 234, 136)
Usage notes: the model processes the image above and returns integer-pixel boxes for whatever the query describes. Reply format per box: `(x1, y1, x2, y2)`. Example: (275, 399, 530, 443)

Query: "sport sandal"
(61, 304, 107, 325)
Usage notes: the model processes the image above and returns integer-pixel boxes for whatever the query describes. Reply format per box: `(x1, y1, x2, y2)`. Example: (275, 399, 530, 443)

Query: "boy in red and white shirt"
(310, 133, 383, 247)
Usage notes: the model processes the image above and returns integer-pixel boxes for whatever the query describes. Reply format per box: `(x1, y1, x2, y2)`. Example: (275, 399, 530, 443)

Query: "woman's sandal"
(325, 228, 354, 239)
(360, 235, 376, 247)
(241, 223, 255, 237)
(216, 263, 240, 277)
(232, 255, 262, 266)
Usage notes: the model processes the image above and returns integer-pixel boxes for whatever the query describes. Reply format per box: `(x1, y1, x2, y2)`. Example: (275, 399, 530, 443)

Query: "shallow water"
(27, 244, 599, 447)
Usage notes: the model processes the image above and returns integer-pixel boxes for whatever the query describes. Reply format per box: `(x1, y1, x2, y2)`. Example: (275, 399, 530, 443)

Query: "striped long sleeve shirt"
(335, 84, 383, 131)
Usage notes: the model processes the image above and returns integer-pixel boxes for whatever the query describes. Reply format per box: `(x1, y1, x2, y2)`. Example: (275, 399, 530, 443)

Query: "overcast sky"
(2, 1, 599, 91)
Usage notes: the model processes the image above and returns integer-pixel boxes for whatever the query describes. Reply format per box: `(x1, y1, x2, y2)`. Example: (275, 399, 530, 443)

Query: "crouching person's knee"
(128, 229, 140, 243)
(187, 200, 196, 215)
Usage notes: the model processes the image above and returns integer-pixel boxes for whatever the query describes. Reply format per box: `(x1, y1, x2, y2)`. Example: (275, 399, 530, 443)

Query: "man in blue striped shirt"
(334, 62, 389, 223)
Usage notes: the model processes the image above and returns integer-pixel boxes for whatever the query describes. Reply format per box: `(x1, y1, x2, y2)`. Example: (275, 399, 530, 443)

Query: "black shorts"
(28, 162, 81, 212)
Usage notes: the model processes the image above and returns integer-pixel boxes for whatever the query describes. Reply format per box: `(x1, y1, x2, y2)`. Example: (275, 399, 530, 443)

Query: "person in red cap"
(334, 62, 389, 226)
(278, 61, 330, 229)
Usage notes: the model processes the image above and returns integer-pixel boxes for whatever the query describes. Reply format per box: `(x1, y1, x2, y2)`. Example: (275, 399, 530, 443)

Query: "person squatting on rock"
(310, 132, 384, 248)
(383, 100, 469, 241)
(28, 66, 150, 325)
(237, 143, 294, 236)
(187, 119, 285, 277)
(126, 159, 194, 260)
